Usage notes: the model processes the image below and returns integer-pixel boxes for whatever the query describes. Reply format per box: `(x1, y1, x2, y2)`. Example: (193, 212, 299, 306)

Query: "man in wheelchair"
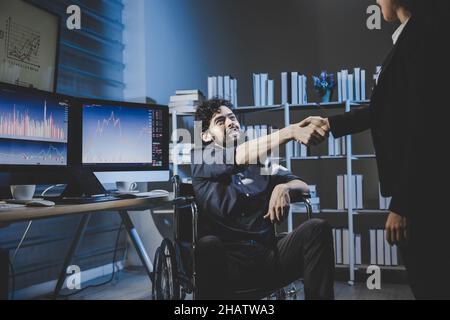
(191, 98, 335, 300)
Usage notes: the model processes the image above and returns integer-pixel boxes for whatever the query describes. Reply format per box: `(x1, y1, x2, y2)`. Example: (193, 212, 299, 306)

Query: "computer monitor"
(0, 82, 70, 167)
(77, 98, 170, 184)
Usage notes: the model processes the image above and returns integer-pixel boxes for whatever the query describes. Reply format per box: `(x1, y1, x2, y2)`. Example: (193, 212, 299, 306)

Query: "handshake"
(288, 116, 331, 147)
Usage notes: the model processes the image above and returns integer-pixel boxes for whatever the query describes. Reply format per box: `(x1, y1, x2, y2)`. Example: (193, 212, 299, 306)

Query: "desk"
(0, 195, 174, 299)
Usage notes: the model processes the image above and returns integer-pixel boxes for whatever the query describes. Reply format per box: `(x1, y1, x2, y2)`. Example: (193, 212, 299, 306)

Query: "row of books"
(370, 229, 400, 266)
(169, 90, 205, 113)
(252, 73, 275, 106)
(292, 142, 308, 158)
(337, 68, 366, 102)
(333, 229, 362, 265)
(291, 185, 320, 213)
(328, 133, 346, 156)
(281, 72, 308, 105)
(207, 75, 238, 107)
(337, 174, 364, 210)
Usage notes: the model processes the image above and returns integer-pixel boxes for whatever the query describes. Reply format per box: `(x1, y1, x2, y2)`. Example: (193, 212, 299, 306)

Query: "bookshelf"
(170, 99, 400, 284)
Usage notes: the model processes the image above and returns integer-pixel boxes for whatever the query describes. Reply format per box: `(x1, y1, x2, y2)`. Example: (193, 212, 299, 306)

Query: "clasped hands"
(290, 116, 330, 147)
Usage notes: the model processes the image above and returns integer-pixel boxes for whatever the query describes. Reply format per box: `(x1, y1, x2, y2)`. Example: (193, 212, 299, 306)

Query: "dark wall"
(146, 0, 397, 106)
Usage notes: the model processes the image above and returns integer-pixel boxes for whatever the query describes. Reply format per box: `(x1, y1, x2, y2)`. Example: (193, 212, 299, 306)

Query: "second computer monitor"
(79, 99, 169, 183)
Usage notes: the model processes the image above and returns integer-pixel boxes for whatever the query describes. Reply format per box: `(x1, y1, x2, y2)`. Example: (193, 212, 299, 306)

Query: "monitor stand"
(60, 167, 108, 198)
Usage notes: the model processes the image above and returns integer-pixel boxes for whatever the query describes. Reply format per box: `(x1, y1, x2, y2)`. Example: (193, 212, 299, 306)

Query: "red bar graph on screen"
(0, 102, 65, 142)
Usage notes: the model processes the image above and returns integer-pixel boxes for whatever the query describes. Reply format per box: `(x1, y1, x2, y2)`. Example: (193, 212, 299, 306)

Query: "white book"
(298, 75, 304, 105)
(267, 79, 274, 106)
(337, 175, 345, 210)
(361, 69, 366, 100)
(332, 229, 337, 264)
(391, 245, 398, 266)
(212, 76, 218, 98)
(355, 234, 362, 265)
(253, 74, 261, 106)
(328, 134, 335, 156)
(344, 174, 349, 209)
(342, 70, 348, 101)
(356, 174, 363, 209)
(233, 78, 238, 107)
(169, 100, 201, 107)
(254, 125, 261, 139)
(348, 74, 354, 101)
(260, 125, 268, 137)
(176, 89, 202, 95)
(300, 144, 307, 157)
(384, 230, 392, 266)
(377, 229, 385, 265)
(281, 72, 290, 104)
(170, 93, 203, 102)
(230, 78, 235, 106)
(302, 75, 308, 104)
(337, 72, 343, 102)
(246, 126, 254, 141)
(224, 75, 231, 101)
(207, 77, 214, 99)
(354, 68, 361, 101)
(370, 229, 377, 265)
(343, 229, 349, 265)
(293, 141, 298, 157)
(260, 73, 268, 106)
(341, 137, 346, 156)
(291, 72, 299, 105)
(379, 183, 385, 209)
(334, 138, 341, 156)
(336, 229, 342, 264)
(218, 76, 224, 98)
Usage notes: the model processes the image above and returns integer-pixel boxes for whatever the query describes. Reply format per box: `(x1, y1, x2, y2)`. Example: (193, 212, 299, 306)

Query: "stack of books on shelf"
(169, 90, 205, 113)
(328, 133, 346, 156)
(337, 68, 366, 102)
(281, 72, 308, 105)
(337, 174, 364, 210)
(378, 183, 392, 210)
(291, 185, 320, 213)
(370, 229, 400, 266)
(292, 142, 308, 158)
(252, 73, 274, 106)
(332, 228, 362, 265)
(169, 143, 193, 164)
(207, 75, 238, 107)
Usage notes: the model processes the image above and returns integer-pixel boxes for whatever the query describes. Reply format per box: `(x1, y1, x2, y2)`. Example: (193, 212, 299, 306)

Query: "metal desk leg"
(119, 210, 153, 278)
(53, 214, 91, 299)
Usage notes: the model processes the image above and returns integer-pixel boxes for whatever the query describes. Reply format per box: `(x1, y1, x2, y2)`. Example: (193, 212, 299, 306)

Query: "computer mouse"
(26, 200, 56, 207)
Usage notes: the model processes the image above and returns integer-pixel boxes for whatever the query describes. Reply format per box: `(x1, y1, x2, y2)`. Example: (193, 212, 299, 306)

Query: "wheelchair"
(151, 175, 313, 300)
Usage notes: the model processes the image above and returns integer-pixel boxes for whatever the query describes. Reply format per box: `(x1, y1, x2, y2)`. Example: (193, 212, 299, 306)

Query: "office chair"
(151, 175, 313, 300)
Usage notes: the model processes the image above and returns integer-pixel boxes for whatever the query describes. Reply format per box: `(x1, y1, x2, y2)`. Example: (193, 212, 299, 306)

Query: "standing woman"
(303, 0, 449, 299)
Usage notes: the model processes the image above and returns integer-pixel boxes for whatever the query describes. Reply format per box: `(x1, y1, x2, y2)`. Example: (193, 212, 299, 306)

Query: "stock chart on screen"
(0, 86, 69, 166)
(82, 103, 164, 166)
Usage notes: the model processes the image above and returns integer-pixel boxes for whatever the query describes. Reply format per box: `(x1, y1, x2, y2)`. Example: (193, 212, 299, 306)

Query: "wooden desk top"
(0, 194, 174, 225)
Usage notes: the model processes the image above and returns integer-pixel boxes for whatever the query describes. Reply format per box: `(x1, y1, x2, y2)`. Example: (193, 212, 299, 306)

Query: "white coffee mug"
(116, 181, 138, 192)
(10, 185, 36, 201)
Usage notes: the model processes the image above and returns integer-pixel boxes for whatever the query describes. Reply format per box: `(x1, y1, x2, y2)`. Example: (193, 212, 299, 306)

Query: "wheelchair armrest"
(172, 196, 195, 206)
(289, 190, 311, 203)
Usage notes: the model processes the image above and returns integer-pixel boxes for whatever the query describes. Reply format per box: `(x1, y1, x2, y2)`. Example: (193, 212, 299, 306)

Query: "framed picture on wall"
(0, 0, 60, 92)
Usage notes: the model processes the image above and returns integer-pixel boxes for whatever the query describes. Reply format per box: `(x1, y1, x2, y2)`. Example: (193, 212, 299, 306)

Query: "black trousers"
(195, 219, 335, 300)
(400, 215, 450, 300)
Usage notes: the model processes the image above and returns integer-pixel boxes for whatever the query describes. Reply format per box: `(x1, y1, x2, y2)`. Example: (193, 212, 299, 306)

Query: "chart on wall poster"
(0, 0, 59, 92)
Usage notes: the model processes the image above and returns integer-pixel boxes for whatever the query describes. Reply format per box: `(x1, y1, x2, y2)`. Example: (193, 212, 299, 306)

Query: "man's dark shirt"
(191, 144, 301, 246)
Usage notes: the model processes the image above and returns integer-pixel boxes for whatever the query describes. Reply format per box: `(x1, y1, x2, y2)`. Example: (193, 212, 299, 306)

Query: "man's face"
(203, 106, 241, 146)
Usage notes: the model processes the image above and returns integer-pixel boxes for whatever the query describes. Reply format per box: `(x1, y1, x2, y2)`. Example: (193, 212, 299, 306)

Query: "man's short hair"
(195, 98, 234, 133)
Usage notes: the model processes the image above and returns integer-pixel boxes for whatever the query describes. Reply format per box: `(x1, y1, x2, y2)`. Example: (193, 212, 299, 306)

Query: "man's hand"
(264, 184, 291, 224)
(289, 118, 329, 146)
(385, 211, 407, 246)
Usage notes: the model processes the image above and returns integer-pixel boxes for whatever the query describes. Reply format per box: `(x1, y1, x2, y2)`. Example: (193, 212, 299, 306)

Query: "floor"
(45, 267, 415, 300)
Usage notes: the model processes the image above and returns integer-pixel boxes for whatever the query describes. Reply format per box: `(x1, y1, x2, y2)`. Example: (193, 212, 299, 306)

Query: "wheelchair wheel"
(152, 238, 180, 300)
